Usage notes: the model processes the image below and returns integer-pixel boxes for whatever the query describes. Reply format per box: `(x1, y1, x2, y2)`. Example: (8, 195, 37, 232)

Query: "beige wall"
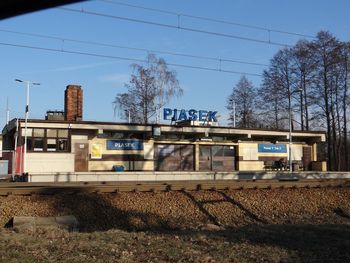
(238, 142, 304, 161)
(238, 161, 265, 171)
(27, 153, 75, 173)
(88, 138, 154, 171)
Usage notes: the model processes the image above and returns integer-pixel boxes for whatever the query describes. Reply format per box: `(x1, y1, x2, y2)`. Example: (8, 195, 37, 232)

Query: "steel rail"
(0, 179, 349, 196)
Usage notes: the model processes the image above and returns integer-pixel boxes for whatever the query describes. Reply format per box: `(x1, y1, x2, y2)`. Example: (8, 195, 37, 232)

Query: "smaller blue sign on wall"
(107, 140, 143, 151)
(258, 144, 287, 153)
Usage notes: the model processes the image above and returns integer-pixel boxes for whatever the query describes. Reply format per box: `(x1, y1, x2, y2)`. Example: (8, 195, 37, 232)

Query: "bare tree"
(113, 54, 183, 124)
(308, 31, 342, 170)
(257, 69, 287, 129)
(227, 75, 258, 128)
(291, 40, 316, 131)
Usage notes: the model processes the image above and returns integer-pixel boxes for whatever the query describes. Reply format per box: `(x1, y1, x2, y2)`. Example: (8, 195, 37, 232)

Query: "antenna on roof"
(6, 97, 9, 125)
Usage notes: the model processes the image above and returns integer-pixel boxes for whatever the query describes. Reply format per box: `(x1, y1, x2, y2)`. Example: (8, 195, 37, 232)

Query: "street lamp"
(229, 99, 236, 128)
(15, 79, 40, 178)
(288, 88, 302, 173)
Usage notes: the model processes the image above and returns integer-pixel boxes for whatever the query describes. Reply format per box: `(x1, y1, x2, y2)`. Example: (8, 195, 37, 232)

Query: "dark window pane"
(223, 146, 235, 157)
(58, 139, 68, 151)
(212, 146, 224, 156)
(199, 146, 211, 157)
(158, 144, 175, 156)
(33, 138, 44, 151)
(26, 139, 33, 151)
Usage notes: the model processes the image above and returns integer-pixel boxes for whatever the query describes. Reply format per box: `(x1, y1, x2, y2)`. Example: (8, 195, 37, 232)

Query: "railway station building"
(1, 85, 327, 177)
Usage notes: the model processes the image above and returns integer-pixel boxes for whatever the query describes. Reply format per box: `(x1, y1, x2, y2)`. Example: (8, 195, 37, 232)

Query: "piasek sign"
(163, 108, 218, 122)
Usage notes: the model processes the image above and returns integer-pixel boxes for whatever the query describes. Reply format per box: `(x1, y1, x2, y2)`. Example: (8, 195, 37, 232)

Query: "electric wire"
(97, 0, 315, 39)
(58, 7, 292, 47)
(0, 28, 269, 67)
(0, 41, 262, 77)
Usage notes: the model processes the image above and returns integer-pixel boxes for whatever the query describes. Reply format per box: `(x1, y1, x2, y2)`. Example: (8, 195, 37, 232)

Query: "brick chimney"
(64, 85, 83, 121)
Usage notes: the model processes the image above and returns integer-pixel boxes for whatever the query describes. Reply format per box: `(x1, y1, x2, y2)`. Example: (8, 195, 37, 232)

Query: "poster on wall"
(91, 143, 102, 159)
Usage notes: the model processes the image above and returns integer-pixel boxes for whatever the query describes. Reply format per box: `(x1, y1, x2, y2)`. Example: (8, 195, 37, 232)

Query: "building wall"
(88, 137, 154, 171)
(26, 153, 74, 173)
(237, 142, 307, 171)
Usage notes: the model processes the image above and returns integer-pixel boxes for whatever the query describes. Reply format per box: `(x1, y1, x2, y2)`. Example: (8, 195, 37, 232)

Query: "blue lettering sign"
(107, 140, 143, 150)
(163, 108, 218, 122)
(188, 109, 197, 121)
(199, 110, 208, 121)
(178, 109, 187, 121)
(208, 111, 218, 122)
(163, 108, 173, 120)
(258, 144, 287, 153)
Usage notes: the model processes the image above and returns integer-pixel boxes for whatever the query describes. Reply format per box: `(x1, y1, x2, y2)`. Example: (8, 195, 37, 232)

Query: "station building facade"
(1, 85, 327, 174)
(2, 118, 327, 174)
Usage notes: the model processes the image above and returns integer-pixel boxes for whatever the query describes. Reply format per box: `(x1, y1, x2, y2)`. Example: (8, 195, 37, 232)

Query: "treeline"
(227, 31, 350, 171)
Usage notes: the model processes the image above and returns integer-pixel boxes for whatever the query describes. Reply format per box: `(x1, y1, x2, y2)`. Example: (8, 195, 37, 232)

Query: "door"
(75, 143, 89, 172)
(181, 144, 194, 170)
(199, 145, 212, 171)
(154, 144, 194, 171)
(199, 145, 236, 171)
(302, 146, 312, 171)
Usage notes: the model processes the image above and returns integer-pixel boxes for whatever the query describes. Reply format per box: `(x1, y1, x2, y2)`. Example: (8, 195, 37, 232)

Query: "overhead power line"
(58, 7, 292, 47)
(0, 41, 262, 77)
(98, 0, 315, 39)
(0, 28, 269, 67)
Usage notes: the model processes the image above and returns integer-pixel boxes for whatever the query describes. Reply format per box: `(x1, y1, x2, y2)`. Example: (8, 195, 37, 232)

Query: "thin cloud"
(20, 61, 120, 74)
(99, 73, 130, 84)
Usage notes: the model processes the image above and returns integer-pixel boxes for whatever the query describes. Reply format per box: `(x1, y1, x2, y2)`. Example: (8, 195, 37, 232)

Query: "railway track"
(0, 179, 349, 196)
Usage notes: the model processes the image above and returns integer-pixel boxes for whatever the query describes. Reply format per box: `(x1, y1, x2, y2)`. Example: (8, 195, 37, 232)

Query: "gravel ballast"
(0, 187, 349, 262)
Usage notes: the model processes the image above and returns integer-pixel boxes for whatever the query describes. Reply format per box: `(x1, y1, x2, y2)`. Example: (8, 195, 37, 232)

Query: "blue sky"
(0, 0, 349, 126)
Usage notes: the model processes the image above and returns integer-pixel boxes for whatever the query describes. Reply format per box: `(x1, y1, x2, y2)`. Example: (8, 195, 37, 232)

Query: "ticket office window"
(22, 128, 69, 152)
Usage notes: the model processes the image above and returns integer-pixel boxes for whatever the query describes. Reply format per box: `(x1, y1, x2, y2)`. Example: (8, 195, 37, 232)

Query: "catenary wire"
(0, 28, 269, 67)
(0, 42, 263, 77)
(58, 7, 292, 47)
(97, 0, 315, 39)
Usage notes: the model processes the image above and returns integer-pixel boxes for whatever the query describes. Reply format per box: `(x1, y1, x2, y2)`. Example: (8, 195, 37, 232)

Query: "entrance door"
(199, 145, 236, 171)
(302, 146, 312, 171)
(75, 143, 89, 172)
(199, 146, 212, 171)
(154, 144, 194, 171)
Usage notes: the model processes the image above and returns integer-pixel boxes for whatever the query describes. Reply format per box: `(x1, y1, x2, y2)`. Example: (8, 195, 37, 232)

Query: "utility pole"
(15, 79, 40, 180)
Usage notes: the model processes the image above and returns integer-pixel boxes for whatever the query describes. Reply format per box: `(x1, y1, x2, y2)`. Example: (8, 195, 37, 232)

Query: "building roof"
(2, 118, 326, 143)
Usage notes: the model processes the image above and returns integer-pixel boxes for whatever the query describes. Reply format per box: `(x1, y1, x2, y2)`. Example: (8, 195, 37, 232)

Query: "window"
(21, 128, 33, 137)
(47, 139, 57, 152)
(158, 144, 175, 156)
(23, 128, 70, 152)
(58, 129, 68, 138)
(33, 138, 44, 151)
(223, 146, 235, 157)
(212, 146, 224, 156)
(33, 129, 45, 137)
(47, 129, 57, 137)
(58, 139, 68, 151)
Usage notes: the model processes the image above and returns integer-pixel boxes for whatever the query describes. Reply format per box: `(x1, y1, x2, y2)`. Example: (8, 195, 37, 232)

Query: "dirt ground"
(0, 187, 349, 262)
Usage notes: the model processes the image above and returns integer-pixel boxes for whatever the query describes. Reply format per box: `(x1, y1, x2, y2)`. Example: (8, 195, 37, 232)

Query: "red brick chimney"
(64, 85, 83, 121)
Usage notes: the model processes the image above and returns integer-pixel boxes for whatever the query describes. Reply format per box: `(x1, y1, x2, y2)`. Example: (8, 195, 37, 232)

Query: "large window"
(21, 128, 70, 152)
